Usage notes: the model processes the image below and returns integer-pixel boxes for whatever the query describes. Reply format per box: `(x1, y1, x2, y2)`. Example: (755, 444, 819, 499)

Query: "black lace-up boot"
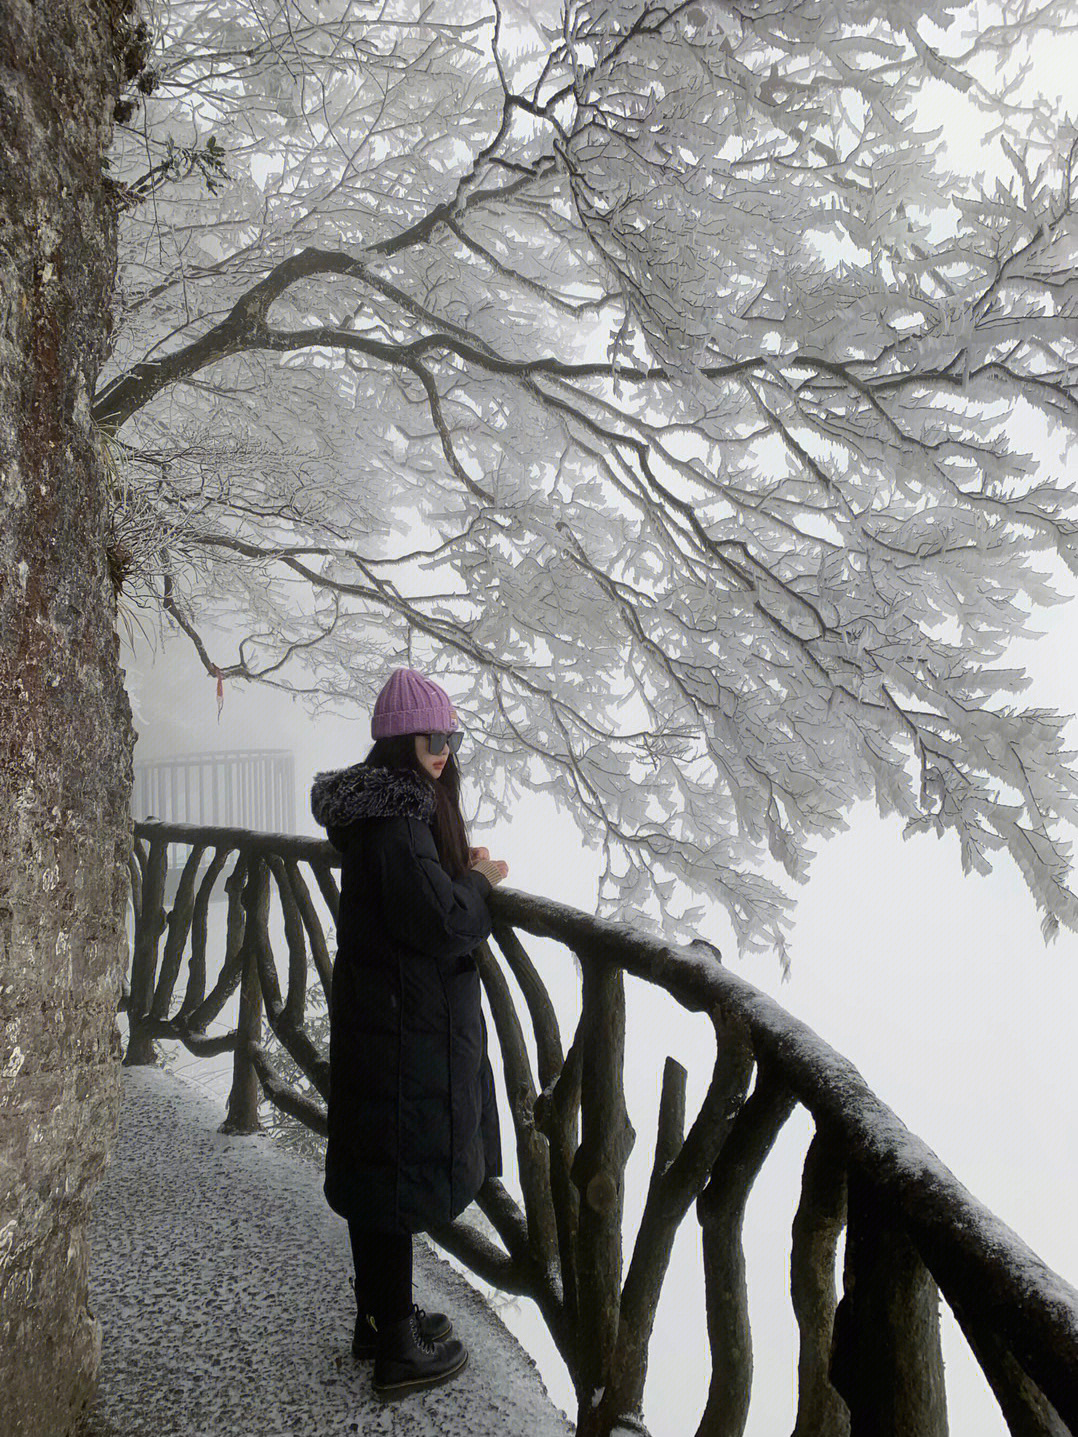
(353, 1301, 452, 1359)
(371, 1307, 469, 1398)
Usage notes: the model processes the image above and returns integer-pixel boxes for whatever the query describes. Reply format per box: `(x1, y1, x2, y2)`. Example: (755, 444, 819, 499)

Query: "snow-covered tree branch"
(102, 0, 1078, 967)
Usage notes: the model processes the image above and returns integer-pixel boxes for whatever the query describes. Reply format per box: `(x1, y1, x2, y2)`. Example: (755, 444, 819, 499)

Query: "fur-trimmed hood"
(310, 760, 436, 831)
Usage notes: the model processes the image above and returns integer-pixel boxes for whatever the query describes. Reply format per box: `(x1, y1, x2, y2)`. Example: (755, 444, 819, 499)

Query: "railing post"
(124, 837, 167, 1065)
(948, 1311, 1071, 1437)
(790, 1126, 850, 1437)
(219, 856, 265, 1134)
(696, 1064, 795, 1437)
(830, 1165, 948, 1437)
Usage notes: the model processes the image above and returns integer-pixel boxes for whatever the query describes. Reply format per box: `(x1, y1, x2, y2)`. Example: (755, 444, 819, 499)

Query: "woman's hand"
(469, 854, 508, 885)
(468, 846, 490, 864)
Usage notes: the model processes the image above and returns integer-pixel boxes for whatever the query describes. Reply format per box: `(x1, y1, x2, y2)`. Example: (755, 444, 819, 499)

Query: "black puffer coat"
(310, 760, 502, 1234)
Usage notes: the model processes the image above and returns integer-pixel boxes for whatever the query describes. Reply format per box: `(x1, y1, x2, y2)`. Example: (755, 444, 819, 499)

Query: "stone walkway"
(84, 1066, 574, 1437)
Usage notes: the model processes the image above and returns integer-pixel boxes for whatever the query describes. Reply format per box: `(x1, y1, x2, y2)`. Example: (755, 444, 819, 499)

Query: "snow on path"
(85, 1065, 574, 1437)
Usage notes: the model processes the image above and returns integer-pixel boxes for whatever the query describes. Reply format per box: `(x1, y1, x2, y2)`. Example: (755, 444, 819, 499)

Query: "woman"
(310, 666, 509, 1400)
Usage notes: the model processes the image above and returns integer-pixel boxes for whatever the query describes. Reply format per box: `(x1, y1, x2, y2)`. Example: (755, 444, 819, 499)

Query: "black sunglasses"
(425, 730, 463, 755)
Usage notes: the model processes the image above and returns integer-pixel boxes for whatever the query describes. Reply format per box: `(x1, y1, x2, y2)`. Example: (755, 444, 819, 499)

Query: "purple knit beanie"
(371, 667, 459, 739)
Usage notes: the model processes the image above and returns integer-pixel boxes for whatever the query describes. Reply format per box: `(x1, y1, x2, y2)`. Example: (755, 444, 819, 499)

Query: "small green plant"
(104, 133, 229, 206)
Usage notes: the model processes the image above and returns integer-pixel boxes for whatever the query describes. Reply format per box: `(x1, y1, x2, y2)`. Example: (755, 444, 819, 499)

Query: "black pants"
(348, 1219, 413, 1326)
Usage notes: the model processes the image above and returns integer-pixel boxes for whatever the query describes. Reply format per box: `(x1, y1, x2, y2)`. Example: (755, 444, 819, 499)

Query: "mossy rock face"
(0, 5, 137, 1436)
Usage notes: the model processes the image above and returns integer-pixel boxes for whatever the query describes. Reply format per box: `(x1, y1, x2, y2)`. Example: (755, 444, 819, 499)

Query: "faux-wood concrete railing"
(122, 818, 1078, 1437)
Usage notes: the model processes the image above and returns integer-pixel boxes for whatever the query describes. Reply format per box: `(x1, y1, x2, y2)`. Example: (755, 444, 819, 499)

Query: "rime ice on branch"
(101, 1, 1078, 966)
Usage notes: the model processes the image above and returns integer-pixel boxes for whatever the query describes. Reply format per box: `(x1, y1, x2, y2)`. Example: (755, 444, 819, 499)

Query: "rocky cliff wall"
(0, 3, 138, 1432)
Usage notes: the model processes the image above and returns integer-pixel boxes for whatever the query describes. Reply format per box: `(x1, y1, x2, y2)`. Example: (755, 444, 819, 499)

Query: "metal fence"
(132, 752, 297, 901)
(133, 750, 296, 833)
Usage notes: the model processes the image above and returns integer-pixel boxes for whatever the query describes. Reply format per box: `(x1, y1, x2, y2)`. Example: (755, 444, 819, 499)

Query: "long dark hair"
(364, 733, 472, 880)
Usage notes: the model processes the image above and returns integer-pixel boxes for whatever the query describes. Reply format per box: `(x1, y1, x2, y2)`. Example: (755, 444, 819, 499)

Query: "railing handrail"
(134, 818, 336, 863)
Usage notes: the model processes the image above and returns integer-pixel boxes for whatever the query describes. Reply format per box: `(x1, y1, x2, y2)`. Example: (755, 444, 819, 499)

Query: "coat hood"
(311, 760, 436, 831)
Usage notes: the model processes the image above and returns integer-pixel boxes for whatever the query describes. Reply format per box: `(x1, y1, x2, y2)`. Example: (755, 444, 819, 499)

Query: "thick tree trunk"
(0, 4, 137, 1433)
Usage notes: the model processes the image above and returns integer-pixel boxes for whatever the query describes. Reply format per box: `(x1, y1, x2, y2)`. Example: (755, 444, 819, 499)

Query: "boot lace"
(411, 1307, 437, 1355)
